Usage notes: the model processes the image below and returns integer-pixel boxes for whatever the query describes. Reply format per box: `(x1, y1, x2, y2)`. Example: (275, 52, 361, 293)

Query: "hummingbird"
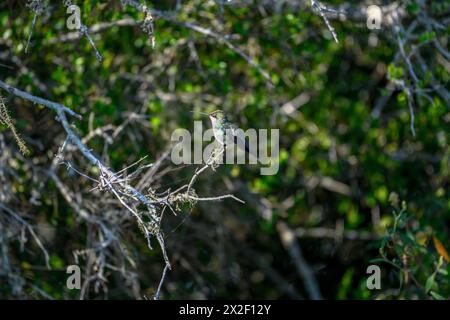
(208, 110, 256, 160)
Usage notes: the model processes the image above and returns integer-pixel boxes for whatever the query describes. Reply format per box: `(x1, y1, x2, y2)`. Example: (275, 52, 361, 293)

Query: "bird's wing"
(230, 126, 258, 161)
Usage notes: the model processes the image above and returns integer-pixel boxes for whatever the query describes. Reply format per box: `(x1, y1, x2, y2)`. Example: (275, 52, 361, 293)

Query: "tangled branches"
(0, 79, 244, 298)
(386, 1, 450, 136)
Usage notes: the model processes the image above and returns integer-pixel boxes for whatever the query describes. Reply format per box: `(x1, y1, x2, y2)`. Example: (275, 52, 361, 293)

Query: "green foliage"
(374, 197, 450, 299)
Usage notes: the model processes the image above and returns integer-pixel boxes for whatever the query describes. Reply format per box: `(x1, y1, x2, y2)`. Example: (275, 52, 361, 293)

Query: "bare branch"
(311, 0, 339, 43)
(153, 263, 169, 300)
(277, 221, 323, 300)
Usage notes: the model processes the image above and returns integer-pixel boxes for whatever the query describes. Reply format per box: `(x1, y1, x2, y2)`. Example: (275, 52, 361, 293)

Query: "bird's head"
(209, 110, 227, 124)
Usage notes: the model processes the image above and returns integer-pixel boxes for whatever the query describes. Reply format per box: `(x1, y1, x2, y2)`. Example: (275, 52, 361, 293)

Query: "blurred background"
(0, 0, 449, 299)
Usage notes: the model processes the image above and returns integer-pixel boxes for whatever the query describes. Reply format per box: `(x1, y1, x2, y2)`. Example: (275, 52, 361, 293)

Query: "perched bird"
(208, 110, 255, 160)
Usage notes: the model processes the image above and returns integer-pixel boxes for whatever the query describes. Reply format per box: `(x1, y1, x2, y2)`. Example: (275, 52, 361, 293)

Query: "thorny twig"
(25, 0, 46, 53)
(62, 0, 103, 61)
(0, 95, 30, 155)
(183, 147, 244, 204)
(311, 0, 339, 43)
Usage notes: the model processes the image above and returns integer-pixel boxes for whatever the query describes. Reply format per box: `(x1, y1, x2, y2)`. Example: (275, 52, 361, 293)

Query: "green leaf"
(437, 268, 448, 276)
(387, 63, 404, 80)
(425, 274, 436, 293)
(419, 31, 436, 43)
(430, 291, 445, 300)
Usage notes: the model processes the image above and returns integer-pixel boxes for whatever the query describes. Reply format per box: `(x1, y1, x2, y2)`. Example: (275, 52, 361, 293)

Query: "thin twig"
(153, 264, 169, 300)
(311, 0, 339, 43)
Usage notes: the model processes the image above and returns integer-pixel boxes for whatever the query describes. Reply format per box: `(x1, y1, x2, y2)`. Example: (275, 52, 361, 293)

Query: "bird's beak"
(190, 110, 209, 116)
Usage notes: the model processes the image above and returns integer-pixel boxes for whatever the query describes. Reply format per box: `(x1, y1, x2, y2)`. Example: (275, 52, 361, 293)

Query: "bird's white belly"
(213, 129, 226, 145)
